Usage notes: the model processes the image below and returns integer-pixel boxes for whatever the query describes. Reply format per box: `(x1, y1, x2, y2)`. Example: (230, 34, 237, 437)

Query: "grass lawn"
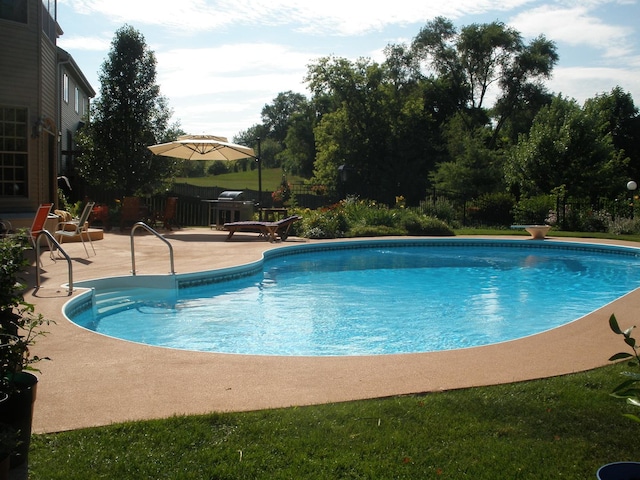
(30, 363, 638, 479)
(174, 169, 306, 192)
(28, 229, 640, 478)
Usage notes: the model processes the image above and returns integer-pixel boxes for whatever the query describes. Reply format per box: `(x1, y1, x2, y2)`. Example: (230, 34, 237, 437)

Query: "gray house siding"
(0, 0, 93, 222)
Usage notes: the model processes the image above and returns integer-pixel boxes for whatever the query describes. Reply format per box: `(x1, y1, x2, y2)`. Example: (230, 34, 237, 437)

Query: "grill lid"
(218, 191, 244, 201)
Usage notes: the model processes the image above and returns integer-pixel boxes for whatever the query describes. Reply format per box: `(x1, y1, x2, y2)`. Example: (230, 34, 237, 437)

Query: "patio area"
(22, 228, 640, 433)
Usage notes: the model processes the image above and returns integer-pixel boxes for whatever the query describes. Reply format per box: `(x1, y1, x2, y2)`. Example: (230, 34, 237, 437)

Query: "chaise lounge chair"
(224, 215, 301, 242)
(54, 201, 96, 257)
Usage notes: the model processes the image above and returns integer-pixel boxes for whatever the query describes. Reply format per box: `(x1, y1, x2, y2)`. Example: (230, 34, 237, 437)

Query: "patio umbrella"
(148, 134, 263, 210)
(147, 134, 255, 161)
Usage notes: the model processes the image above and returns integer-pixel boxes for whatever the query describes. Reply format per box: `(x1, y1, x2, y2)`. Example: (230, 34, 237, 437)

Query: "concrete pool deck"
(21, 228, 640, 434)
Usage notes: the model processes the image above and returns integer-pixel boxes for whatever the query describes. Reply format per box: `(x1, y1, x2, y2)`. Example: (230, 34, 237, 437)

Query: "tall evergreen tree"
(76, 25, 175, 196)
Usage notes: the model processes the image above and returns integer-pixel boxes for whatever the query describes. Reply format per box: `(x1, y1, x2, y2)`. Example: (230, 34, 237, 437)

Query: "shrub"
(349, 225, 406, 237)
(297, 206, 348, 239)
(609, 217, 640, 235)
(562, 206, 611, 232)
(513, 195, 554, 224)
(290, 197, 455, 239)
(418, 197, 457, 225)
(402, 215, 455, 236)
(468, 192, 515, 227)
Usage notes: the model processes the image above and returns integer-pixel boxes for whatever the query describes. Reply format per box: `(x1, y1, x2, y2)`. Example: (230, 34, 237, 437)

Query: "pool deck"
(21, 228, 640, 434)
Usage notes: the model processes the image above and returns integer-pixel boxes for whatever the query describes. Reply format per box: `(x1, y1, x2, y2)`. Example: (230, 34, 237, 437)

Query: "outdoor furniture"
(27, 203, 54, 265)
(153, 197, 179, 230)
(90, 204, 110, 230)
(55, 202, 96, 257)
(119, 197, 149, 231)
(0, 218, 13, 237)
(224, 215, 301, 242)
(260, 207, 288, 221)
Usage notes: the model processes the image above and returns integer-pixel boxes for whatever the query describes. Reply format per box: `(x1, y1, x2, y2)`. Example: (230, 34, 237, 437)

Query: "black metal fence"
(96, 183, 336, 228)
(85, 180, 626, 230)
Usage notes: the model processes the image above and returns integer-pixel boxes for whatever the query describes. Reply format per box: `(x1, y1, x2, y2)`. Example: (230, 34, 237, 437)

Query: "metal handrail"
(35, 230, 73, 293)
(130, 222, 175, 276)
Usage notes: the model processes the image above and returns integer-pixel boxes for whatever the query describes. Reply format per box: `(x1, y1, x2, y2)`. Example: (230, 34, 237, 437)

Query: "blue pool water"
(68, 240, 640, 356)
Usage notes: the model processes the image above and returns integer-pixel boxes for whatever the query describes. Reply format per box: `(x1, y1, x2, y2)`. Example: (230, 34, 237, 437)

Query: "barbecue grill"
(205, 191, 255, 228)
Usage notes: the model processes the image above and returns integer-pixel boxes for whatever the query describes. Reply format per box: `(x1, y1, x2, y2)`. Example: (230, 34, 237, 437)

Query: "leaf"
(609, 352, 633, 361)
(622, 413, 640, 424)
(610, 314, 623, 334)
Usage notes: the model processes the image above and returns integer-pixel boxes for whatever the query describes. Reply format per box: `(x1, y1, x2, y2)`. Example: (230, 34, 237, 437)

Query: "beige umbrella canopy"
(148, 134, 264, 211)
(147, 134, 255, 161)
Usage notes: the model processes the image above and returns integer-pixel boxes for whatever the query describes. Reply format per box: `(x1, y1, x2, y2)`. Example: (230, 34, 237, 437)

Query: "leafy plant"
(608, 313, 640, 422)
(0, 234, 52, 386)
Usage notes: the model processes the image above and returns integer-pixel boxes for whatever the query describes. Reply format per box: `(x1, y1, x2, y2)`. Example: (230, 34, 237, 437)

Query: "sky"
(56, 0, 640, 141)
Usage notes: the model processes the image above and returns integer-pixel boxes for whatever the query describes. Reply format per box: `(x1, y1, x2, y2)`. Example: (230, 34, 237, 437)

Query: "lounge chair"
(54, 202, 96, 257)
(224, 215, 301, 242)
(120, 197, 150, 231)
(27, 203, 54, 265)
(153, 197, 179, 231)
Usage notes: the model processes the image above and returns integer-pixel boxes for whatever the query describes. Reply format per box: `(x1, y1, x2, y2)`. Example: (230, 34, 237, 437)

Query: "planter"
(0, 456, 8, 480)
(0, 393, 11, 480)
(597, 462, 640, 480)
(0, 372, 38, 469)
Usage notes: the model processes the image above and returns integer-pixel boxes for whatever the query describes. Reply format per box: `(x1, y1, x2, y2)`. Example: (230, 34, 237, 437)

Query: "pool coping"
(24, 230, 640, 433)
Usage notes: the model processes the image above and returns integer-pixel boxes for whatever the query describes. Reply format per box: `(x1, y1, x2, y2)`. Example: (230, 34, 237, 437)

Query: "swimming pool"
(65, 239, 640, 356)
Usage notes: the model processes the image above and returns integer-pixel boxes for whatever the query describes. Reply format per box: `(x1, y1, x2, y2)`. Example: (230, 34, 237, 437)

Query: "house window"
(63, 74, 69, 103)
(0, 107, 28, 197)
(0, 0, 28, 24)
(74, 87, 79, 113)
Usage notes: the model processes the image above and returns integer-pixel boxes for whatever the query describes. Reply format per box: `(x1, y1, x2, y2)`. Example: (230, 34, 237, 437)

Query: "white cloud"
(57, 35, 111, 51)
(156, 43, 309, 99)
(509, 4, 634, 59)
(62, 0, 534, 36)
(548, 65, 640, 104)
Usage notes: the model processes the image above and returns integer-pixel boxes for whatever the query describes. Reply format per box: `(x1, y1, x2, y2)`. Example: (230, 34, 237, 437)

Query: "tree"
(412, 17, 557, 142)
(76, 25, 176, 197)
(306, 56, 394, 201)
(279, 108, 316, 177)
(261, 91, 309, 145)
(505, 95, 625, 200)
(583, 87, 640, 182)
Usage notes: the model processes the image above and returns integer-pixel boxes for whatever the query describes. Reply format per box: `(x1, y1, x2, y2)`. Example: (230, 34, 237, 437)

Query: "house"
(57, 47, 96, 201)
(0, 0, 95, 228)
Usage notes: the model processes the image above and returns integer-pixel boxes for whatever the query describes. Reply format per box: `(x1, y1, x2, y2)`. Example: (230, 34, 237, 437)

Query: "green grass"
(174, 168, 306, 192)
(455, 227, 640, 243)
(30, 363, 638, 479)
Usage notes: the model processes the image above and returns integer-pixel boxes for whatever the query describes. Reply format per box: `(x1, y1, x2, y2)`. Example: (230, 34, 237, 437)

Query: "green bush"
(402, 214, 455, 236)
(559, 205, 612, 232)
(418, 197, 458, 225)
(608, 217, 640, 235)
(348, 225, 406, 237)
(513, 195, 554, 224)
(291, 197, 455, 239)
(297, 206, 348, 239)
(468, 192, 515, 227)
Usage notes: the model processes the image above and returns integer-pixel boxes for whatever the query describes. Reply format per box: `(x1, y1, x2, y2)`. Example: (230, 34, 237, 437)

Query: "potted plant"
(0, 232, 51, 470)
(597, 314, 640, 479)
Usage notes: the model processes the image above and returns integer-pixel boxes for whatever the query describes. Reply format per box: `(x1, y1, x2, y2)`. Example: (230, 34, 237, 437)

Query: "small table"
(260, 208, 288, 221)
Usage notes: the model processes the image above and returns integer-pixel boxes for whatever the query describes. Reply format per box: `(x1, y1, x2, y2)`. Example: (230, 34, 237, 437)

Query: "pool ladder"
(130, 222, 175, 275)
(35, 230, 73, 293)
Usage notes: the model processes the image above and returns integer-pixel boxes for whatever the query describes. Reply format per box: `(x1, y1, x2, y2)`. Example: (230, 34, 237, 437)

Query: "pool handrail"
(35, 230, 73, 294)
(130, 222, 175, 276)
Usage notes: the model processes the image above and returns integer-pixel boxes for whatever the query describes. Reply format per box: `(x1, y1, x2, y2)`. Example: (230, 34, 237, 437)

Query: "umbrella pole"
(257, 138, 262, 221)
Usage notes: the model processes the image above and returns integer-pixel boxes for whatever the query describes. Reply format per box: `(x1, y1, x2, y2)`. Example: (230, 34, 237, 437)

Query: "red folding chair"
(28, 203, 54, 264)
